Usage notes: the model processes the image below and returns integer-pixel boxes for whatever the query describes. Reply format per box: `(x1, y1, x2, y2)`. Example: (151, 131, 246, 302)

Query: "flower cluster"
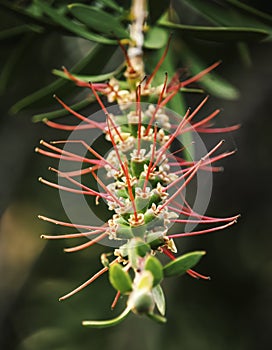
(36, 43, 239, 327)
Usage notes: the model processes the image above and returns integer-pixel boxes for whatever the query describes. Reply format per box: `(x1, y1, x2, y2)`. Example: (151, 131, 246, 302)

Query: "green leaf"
(0, 34, 31, 95)
(99, 0, 124, 13)
(152, 284, 166, 316)
(226, 0, 272, 25)
(68, 4, 128, 38)
(11, 43, 117, 114)
(34, 0, 115, 44)
(145, 256, 163, 286)
(147, 312, 167, 324)
(109, 263, 132, 294)
(182, 0, 272, 37)
(0, 24, 42, 40)
(163, 251, 206, 277)
(179, 41, 240, 100)
(32, 96, 95, 123)
(148, 0, 170, 24)
(83, 306, 131, 328)
(52, 63, 124, 83)
(159, 20, 269, 42)
(144, 26, 168, 49)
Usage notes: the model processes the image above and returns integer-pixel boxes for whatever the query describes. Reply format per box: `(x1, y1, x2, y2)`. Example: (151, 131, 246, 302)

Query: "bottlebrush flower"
(36, 43, 239, 327)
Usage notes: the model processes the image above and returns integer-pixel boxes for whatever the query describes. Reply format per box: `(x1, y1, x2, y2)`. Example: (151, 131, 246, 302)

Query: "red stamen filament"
(150, 108, 191, 174)
(89, 82, 124, 142)
(38, 177, 108, 198)
(59, 258, 120, 301)
(111, 291, 121, 310)
(38, 215, 105, 230)
(64, 232, 108, 253)
(145, 34, 172, 88)
(123, 161, 138, 223)
(160, 140, 225, 210)
(145, 72, 168, 136)
(143, 124, 158, 192)
(41, 229, 105, 240)
(187, 269, 211, 280)
(51, 140, 115, 170)
(91, 169, 124, 207)
(162, 248, 210, 280)
(48, 167, 110, 200)
(168, 219, 237, 238)
(136, 82, 142, 156)
(43, 119, 102, 131)
(117, 40, 136, 73)
(36, 140, 103, 166)
(180, 61, 221, 88)
(54, 94, 105, 130)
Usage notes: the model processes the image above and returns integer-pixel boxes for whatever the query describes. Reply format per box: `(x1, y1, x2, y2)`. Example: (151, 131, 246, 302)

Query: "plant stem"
(128, 0, 147, 77)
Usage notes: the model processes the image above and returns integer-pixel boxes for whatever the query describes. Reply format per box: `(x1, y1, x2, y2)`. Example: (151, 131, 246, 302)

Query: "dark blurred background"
(1, 1, 272, 349)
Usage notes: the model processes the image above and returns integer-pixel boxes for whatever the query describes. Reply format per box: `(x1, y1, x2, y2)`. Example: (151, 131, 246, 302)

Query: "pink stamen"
(162, 248, 210, 280)
(145, 34, 172, 88)
(59, 258, 120, 301)
(187, 269, 211, 280)
(168, 219, 237, 238)
(136, 82, 142, 156)
(196, 124, 241, 133)
(145, 73, 168, 136)
(64, 232, 108, 253)
(48, 167, 110, 200)
(143, 124, 158, 192)
(117, 40, 136, 74)
(170, 214, 240, 224)
(41, 229, 105, 240)
(38, 215, 105, 230)
(159, 140, 225, 210)
(181, 61, 221, 87)
(89, 82, 124, 142)
(123, 161, 138, 222)
(111, 291, 121, 310)
(43, 119, 98, 131)
(167, 61, 221, 93)
(51, 140, 115, 170)
(36, 140, 104, 166)
(150, 108, 191, 173)
(38, 176, 108, 198)
(91, 168, 124, 207)
(54, 94, 105, 130)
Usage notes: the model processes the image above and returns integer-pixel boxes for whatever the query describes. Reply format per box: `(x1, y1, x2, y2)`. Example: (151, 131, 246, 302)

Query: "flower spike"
(37, 33, 239, 328)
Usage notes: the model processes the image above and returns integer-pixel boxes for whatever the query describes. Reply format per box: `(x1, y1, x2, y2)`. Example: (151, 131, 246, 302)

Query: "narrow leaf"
(179, 41, 239, 100)
(145, 256, 163, 286)
(144, 26, 168, 49)
(109, 263, 132, 294)
(34, 0, 115, 44)
(163, 251, 206, 277)
(159, 20, 269, 42)
(152, 284, 166, 316)
(83, 306, 131, 328)
(68, 4, 129, 38)
(32, 96, 95, 123)
(52, 63, 124, 83)
(148, 0, 170, 24)
(147, 313, 167, 324)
